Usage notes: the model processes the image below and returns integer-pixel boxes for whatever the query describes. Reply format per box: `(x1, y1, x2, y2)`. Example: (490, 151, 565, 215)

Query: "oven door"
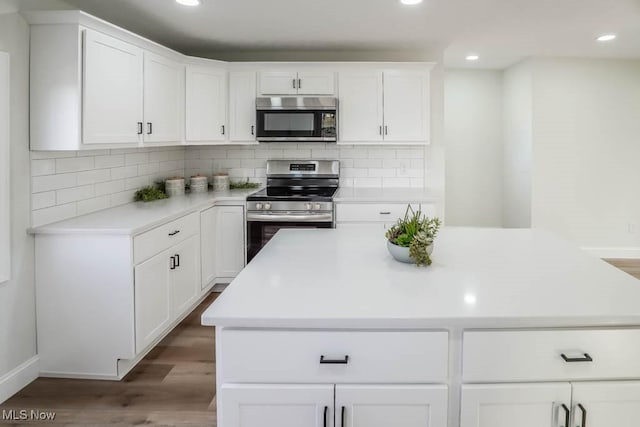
(256, 109, 337, 142)
(247, 218, 333, 262)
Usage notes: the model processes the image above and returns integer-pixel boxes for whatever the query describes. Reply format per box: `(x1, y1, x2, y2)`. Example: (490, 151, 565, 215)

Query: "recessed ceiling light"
(400, 0, 423, 5)
(176, 0, 201, 6)
(465, 55, 479, 61)
(597, 34, 617, 42)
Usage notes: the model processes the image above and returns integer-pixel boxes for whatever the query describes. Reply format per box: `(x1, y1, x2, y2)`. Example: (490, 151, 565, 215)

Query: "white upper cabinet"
(185, 65, 227, 143)
(143, 52, 184, 144)
(258, 70, 335, 96)
(383, 71, 429, 142)
(337, 69, 430, 145)
(229, 71, 258, 143)
(82, 30, 143, 145)
(338, 71, 384, 142)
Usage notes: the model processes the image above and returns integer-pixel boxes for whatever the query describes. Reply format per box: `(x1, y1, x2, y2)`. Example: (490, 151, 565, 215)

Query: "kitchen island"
(202, 227, 640, 427)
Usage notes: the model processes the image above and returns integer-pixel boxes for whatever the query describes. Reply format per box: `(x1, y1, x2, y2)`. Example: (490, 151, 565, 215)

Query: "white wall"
(0, 9, 38, 403)
(531, 58, 640, 253)
(502, 60, 533, 228)
(444, 69, 503, 226)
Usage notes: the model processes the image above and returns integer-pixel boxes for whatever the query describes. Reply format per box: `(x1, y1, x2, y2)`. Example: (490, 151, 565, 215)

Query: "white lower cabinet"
(221, 384, 335, 427)
(461, 383, 572, 427)
(169, 235, 199, 318)
(571, 381, 640, 427)
(214, 205, 245, 279)
(336, 385, 448, 427)
(220, 384, 447, 427)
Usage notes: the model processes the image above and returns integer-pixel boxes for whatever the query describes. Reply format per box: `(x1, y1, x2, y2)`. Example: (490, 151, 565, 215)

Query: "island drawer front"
(463, 329, 640, 382)
(219, 330, 449, 383)
(336, 203, 435, 223)
(133, 212, 200, 264)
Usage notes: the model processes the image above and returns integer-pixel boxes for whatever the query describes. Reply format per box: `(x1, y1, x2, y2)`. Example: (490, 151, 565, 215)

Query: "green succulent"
(134, 186, 168, 202)
(385, 205, 441, 266)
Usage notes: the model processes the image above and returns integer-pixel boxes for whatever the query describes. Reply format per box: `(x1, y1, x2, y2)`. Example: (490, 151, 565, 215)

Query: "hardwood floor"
(0, 293, 219, 427)
(2, 260, 640, 426)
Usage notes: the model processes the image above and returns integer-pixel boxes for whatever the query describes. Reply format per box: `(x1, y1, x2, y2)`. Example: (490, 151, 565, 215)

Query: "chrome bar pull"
(561, 353, 593, 363)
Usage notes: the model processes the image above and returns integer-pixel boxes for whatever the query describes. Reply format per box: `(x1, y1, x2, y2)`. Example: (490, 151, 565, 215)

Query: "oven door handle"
(247, 212, 334, 222)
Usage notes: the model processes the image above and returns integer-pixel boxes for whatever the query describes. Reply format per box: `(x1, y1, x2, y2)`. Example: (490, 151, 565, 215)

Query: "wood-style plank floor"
(0, 293, 219, 427)
(2, 260, 640, 426)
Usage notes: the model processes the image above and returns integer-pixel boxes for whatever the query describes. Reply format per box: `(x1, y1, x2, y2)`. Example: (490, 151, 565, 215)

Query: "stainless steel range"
(246, 160, 339, 262)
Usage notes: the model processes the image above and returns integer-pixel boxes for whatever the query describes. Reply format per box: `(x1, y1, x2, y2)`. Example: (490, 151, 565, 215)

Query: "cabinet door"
(215, 205, 245, 278)
(82, 30, 143, 145)
(229, 71, 257, 142)
(297, 71, 335, 95)
(143, 52, 183, 143)
(338, 71, 384, 143)
(134, 250, 171, 352)
(383, 71, 429, 142)
(258, 71, 298, 95)
(461, 383, 572, 427)
(220, 384, 334, 427)
(572, 381, 640, 427)
(185, 65, 227, 143)
(336, 385, 447, 427)
(200, 207, 216, 288)
(170, 235, 200, 318)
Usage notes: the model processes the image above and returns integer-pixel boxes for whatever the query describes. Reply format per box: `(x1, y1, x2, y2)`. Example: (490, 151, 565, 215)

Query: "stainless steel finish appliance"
(246, 160, 339, 262)
(256, 97, 337, 142)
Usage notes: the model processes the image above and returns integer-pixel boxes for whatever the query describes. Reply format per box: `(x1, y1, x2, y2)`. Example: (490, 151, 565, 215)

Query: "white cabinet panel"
(0, 52, 8, 283)
(229, 71, 257, 143)
(259, 71, 298, 95)
(572, 382, 640, 427)
(338, 71, 383, 142)
(220, 384, 334, 427)
(170, 235, 200, 318)
(336, 385, 448, 427)
(143, 52, 183, 143)
(297, 71, 335, 95)
(461, 383, 571, 427)
(185, 65, 227, 143)
(214, 205, 245, 279)
(82, 30, 143, 145)
(134, 249, 172, 352)
(200, 206, 216, 288)
(383, 71, 429, 142)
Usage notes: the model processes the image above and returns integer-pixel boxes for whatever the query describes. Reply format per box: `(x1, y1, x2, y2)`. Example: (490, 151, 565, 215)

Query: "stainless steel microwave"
(256, 97, 337, 142)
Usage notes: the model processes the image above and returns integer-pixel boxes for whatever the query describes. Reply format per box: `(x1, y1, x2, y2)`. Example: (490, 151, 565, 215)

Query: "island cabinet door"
(220, 384, 335, 427)
(335, 385, 447, 427)
(460, 383, 572, 427)
(571, 381, 640, 426)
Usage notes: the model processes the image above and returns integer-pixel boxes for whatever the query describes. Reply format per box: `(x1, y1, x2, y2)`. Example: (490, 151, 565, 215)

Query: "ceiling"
(18, 0, 640, 68)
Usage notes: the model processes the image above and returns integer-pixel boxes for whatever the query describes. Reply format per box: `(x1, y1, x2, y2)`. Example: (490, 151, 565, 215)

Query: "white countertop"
(30, 188, 259, 236)
(334, 187, 441, 203)
(202, 227, 640, 329)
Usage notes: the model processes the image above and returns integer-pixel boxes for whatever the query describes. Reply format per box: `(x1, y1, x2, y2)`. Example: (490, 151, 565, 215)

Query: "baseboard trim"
(0, 356, 39, 404)
(582, 247, 640, 259)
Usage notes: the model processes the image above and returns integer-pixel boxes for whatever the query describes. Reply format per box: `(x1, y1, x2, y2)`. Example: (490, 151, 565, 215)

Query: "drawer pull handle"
(341, 406, 345, 427)
(319, 355, 349, 364)
(323, 406, 328, 427)
(174, 254, 180, 268)
(561, 404, 570, 427)
(561, 353, 593, 363)
(170, 256, 176, 270)
(576, 403, 587, 427)
(168, 230, 180, 236)
(379, 211, 391, 215)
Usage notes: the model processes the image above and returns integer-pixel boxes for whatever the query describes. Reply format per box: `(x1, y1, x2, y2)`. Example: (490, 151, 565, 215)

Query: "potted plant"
(385, 205, 442, 266)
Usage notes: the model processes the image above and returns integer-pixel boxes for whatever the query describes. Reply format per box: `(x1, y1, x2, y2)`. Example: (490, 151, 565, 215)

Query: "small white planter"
(387, 240, 433, 264)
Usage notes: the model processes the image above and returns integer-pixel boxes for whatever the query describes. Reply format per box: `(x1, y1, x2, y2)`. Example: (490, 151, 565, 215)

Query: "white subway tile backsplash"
(109, 190, 134, 207)
(94, 154, 125, 169)
(111, 165, 138, 180)
(368, 149, 396, 159)
(353, 158, 383, 168)
(77, 169, 111, 185)
(341, 168, 368, 178)
(55, 156, 94, 173)
(125, 175, 150, 190)
(125, 152, 149, 165)
(31, 151, 76, 160)
(76, 149, 110, 157)
(56, 185, 95, 205)
(255, 149, 283, 159)
(32, 191, 56, 210)
(369, 168, 396, 177)
(227, 149, 255, 159)
(95, 179, 126, 197)
(383, 177, 412, 188)
(32, 173, 77, 193)
(353, 177, 382, 188)
(32, 203, 77, 228)
(77, 196, 110, 216)
(137, 162, 160, 176)
(31, 159, 56, 176)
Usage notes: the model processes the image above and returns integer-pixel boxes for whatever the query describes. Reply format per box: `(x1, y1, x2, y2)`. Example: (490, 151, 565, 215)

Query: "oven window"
(247, 221, 333, 262)
(264, 112, 315, 131)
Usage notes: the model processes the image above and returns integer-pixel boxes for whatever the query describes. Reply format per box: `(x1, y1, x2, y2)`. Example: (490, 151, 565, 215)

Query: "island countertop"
(202, 227, 640, 329)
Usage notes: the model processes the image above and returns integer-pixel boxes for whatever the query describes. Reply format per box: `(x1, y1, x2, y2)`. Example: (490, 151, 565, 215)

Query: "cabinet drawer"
(463, 329, 640, 382)
(134, 212, 199, 264)
(336, 203, 435, 223)
(219, 329, 448, 383)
